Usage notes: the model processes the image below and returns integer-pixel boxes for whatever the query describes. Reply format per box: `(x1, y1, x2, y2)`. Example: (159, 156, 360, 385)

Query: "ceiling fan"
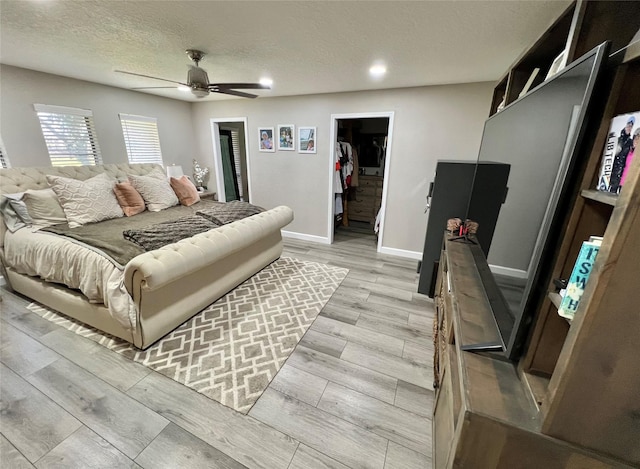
(115, 49, 270, 99)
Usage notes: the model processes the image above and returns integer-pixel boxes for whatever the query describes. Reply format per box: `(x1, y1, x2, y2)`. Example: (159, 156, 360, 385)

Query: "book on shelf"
(518, 68, 540, 98)
(557, 238, 602, 320)
(596, 111, 640, 194)
(545, 49, 567, 80)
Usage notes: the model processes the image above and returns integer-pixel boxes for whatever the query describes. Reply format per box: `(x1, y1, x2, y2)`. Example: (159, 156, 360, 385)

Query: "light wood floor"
(0, 223, 435, 469)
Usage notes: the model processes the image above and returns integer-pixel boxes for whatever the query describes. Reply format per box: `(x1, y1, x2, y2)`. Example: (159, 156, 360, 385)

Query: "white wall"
(192, 84, 494, 254)
(0, 65, 196, 170)
(0, 65, 494, 256)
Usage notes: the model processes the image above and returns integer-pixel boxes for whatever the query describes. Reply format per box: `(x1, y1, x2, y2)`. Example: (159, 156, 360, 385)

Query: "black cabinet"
(418, 161, 509, 296)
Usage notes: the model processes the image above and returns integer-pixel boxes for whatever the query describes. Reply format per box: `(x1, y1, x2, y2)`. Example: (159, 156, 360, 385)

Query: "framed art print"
(258, 127, 275, 152)
(277, 124, 295, 151)
(298, 126, 316, 153)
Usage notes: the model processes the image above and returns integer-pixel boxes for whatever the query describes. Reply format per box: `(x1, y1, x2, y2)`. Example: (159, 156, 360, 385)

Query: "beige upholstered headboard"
(0, 163, 163, 249)
(0, 163, 163, 195)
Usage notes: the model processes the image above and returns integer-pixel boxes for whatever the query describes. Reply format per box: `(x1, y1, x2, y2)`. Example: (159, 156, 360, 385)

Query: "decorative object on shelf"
(545, 49, 567, 80)
(192, 158, 209, 190)
(166, 164, 184, 178)
(447, 217, 462, 233)
(557, 237, 602, 320)
(277, 124, 295, 151)
(258, 127, 275, 152)
(298, 126, 316, 154)
(596, 111, 640, 194)
(518, 68, 540, 98)
(465, 219, 479, 234)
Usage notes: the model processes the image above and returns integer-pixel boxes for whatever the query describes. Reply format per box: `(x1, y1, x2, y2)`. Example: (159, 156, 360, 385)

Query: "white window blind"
(34, 104, 102, 166)
(119, 114, 163, 165)
(0, 138, 9, 168)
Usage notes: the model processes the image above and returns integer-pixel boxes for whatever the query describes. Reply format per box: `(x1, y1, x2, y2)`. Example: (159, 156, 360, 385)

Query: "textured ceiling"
(0, 0, 572, 102)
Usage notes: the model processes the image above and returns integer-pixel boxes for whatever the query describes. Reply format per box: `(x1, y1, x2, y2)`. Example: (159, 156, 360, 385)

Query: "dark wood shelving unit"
(433, 1, 640, 467)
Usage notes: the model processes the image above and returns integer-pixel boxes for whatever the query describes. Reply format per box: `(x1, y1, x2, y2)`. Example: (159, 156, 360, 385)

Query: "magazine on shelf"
(545, 50, 567, 80)
(596, 111, 640, 193)
(557, 238, 602, 320)
(518, 68, 540, 98)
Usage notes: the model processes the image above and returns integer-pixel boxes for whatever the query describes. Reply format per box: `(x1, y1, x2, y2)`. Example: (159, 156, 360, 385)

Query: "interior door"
(219, 130, 239, 201)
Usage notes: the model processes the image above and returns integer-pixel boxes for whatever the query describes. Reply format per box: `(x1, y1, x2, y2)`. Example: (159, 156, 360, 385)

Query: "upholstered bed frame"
(0, 163, 294, 349)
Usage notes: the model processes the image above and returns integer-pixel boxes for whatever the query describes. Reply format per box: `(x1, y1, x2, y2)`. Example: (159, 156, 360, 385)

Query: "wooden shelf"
(548, 291, 562, 309)
(521, 371, 551, 410)
(581, 189, 617, 206)
(432, 239, 629, 467)
(441, 2, 640, 466)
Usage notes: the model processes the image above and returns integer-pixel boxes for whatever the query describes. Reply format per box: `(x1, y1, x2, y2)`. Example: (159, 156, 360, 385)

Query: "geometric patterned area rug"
(27, 257, 348, 414)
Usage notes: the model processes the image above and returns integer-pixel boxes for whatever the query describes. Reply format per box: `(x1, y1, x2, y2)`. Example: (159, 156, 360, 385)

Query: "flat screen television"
(460, 41, 610, 360)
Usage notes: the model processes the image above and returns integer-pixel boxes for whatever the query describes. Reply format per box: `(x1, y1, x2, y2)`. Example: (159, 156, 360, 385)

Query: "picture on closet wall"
(277, 124, 295, 151)
(298, 126, 316, 154)
(258, 127, 275, 152)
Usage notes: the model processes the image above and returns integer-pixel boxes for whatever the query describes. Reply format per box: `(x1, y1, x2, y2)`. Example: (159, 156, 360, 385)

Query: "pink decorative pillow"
(113, 181, 146, 217)
(170, 176, 201, 206)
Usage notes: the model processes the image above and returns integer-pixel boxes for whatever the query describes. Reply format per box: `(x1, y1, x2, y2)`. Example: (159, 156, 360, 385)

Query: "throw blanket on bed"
(123, 216, 220, 252)
(196, 200, 265, 225)
(41, 200, 224, 267)
(41, 200, 265, 267)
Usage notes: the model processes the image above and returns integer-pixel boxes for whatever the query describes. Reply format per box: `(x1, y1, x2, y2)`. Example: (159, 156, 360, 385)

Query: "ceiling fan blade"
(209, 83, 270, 90)
(212, 88, 258, 99)
(115, 70, 187, 86)
(131, 86, 181, 90)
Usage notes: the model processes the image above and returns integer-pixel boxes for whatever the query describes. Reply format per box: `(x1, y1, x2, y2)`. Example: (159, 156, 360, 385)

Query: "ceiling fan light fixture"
(190, 87, 209, 98)
(117, 48, 265, 99)
(260, 77, 273, 87)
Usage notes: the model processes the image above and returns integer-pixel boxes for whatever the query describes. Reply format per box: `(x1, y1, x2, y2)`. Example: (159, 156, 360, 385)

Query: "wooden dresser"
(348, 175, 382, 224)
(432, 237, 633, 468)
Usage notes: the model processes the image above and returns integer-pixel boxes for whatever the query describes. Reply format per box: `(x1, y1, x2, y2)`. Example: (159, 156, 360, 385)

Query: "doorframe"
(328, 111, 395, 252)
(209, 117, 252, 203)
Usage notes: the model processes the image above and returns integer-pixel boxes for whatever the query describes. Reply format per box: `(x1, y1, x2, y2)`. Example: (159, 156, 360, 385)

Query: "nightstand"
(199, 190, 217, 201)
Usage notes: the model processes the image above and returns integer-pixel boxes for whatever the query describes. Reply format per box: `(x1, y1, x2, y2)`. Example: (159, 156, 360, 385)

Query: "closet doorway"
(210, 118, 251, 202)
(328, 112, 394, 250)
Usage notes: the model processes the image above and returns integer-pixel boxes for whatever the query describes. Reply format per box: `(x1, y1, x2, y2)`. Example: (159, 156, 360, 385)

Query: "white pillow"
(23, 188, 68, 226)
(1, 193, 33, 232)
(47, 173, 124, 228)
(128, 173, 179, 212)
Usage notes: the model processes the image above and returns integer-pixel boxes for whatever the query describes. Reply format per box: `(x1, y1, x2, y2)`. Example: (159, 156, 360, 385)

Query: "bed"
(0, 163, 293, 349)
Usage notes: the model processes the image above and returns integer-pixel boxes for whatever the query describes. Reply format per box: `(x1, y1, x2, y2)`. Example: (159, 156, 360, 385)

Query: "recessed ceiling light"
(178, 85, 190, 92)
(369, 64, 387, 77)
(260, 77, 273, 87)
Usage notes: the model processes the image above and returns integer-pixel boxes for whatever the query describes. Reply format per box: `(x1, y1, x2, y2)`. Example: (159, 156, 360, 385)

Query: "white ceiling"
(0, 0, 572, 102)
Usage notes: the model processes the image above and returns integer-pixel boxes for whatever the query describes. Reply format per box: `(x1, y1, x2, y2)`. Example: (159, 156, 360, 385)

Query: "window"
(34, 104, 102, 166)
(119, 114, 163, 165)
(0, 138, 9, 168)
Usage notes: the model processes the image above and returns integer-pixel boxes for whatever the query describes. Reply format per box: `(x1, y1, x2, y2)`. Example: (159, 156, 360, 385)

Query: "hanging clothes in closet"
(335, 140, 355, 226)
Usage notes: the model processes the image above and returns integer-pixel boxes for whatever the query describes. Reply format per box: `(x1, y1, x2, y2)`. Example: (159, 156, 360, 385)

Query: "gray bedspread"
(41, 200, 270, 267)
(42, 200, 225, 266)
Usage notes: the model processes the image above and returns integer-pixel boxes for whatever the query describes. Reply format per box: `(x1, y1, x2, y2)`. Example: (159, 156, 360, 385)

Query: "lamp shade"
(166, 165, 184, 178)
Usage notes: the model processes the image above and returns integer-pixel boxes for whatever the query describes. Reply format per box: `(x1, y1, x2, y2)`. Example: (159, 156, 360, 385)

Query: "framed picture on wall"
(277, 124, 295, 151)
(298, 126, 316, 154)
(258, 127, 275, 152)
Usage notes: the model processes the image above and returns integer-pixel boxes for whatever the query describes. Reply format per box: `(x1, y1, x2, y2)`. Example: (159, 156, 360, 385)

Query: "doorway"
(328, 112, 394, 250)
(210, 118, 251, 202)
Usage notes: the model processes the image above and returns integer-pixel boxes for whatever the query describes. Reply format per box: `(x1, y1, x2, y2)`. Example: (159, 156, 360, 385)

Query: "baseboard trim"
(281, 231, 331, 245)
(378, 246, 422, 260)
(489, 264, 528, 279)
